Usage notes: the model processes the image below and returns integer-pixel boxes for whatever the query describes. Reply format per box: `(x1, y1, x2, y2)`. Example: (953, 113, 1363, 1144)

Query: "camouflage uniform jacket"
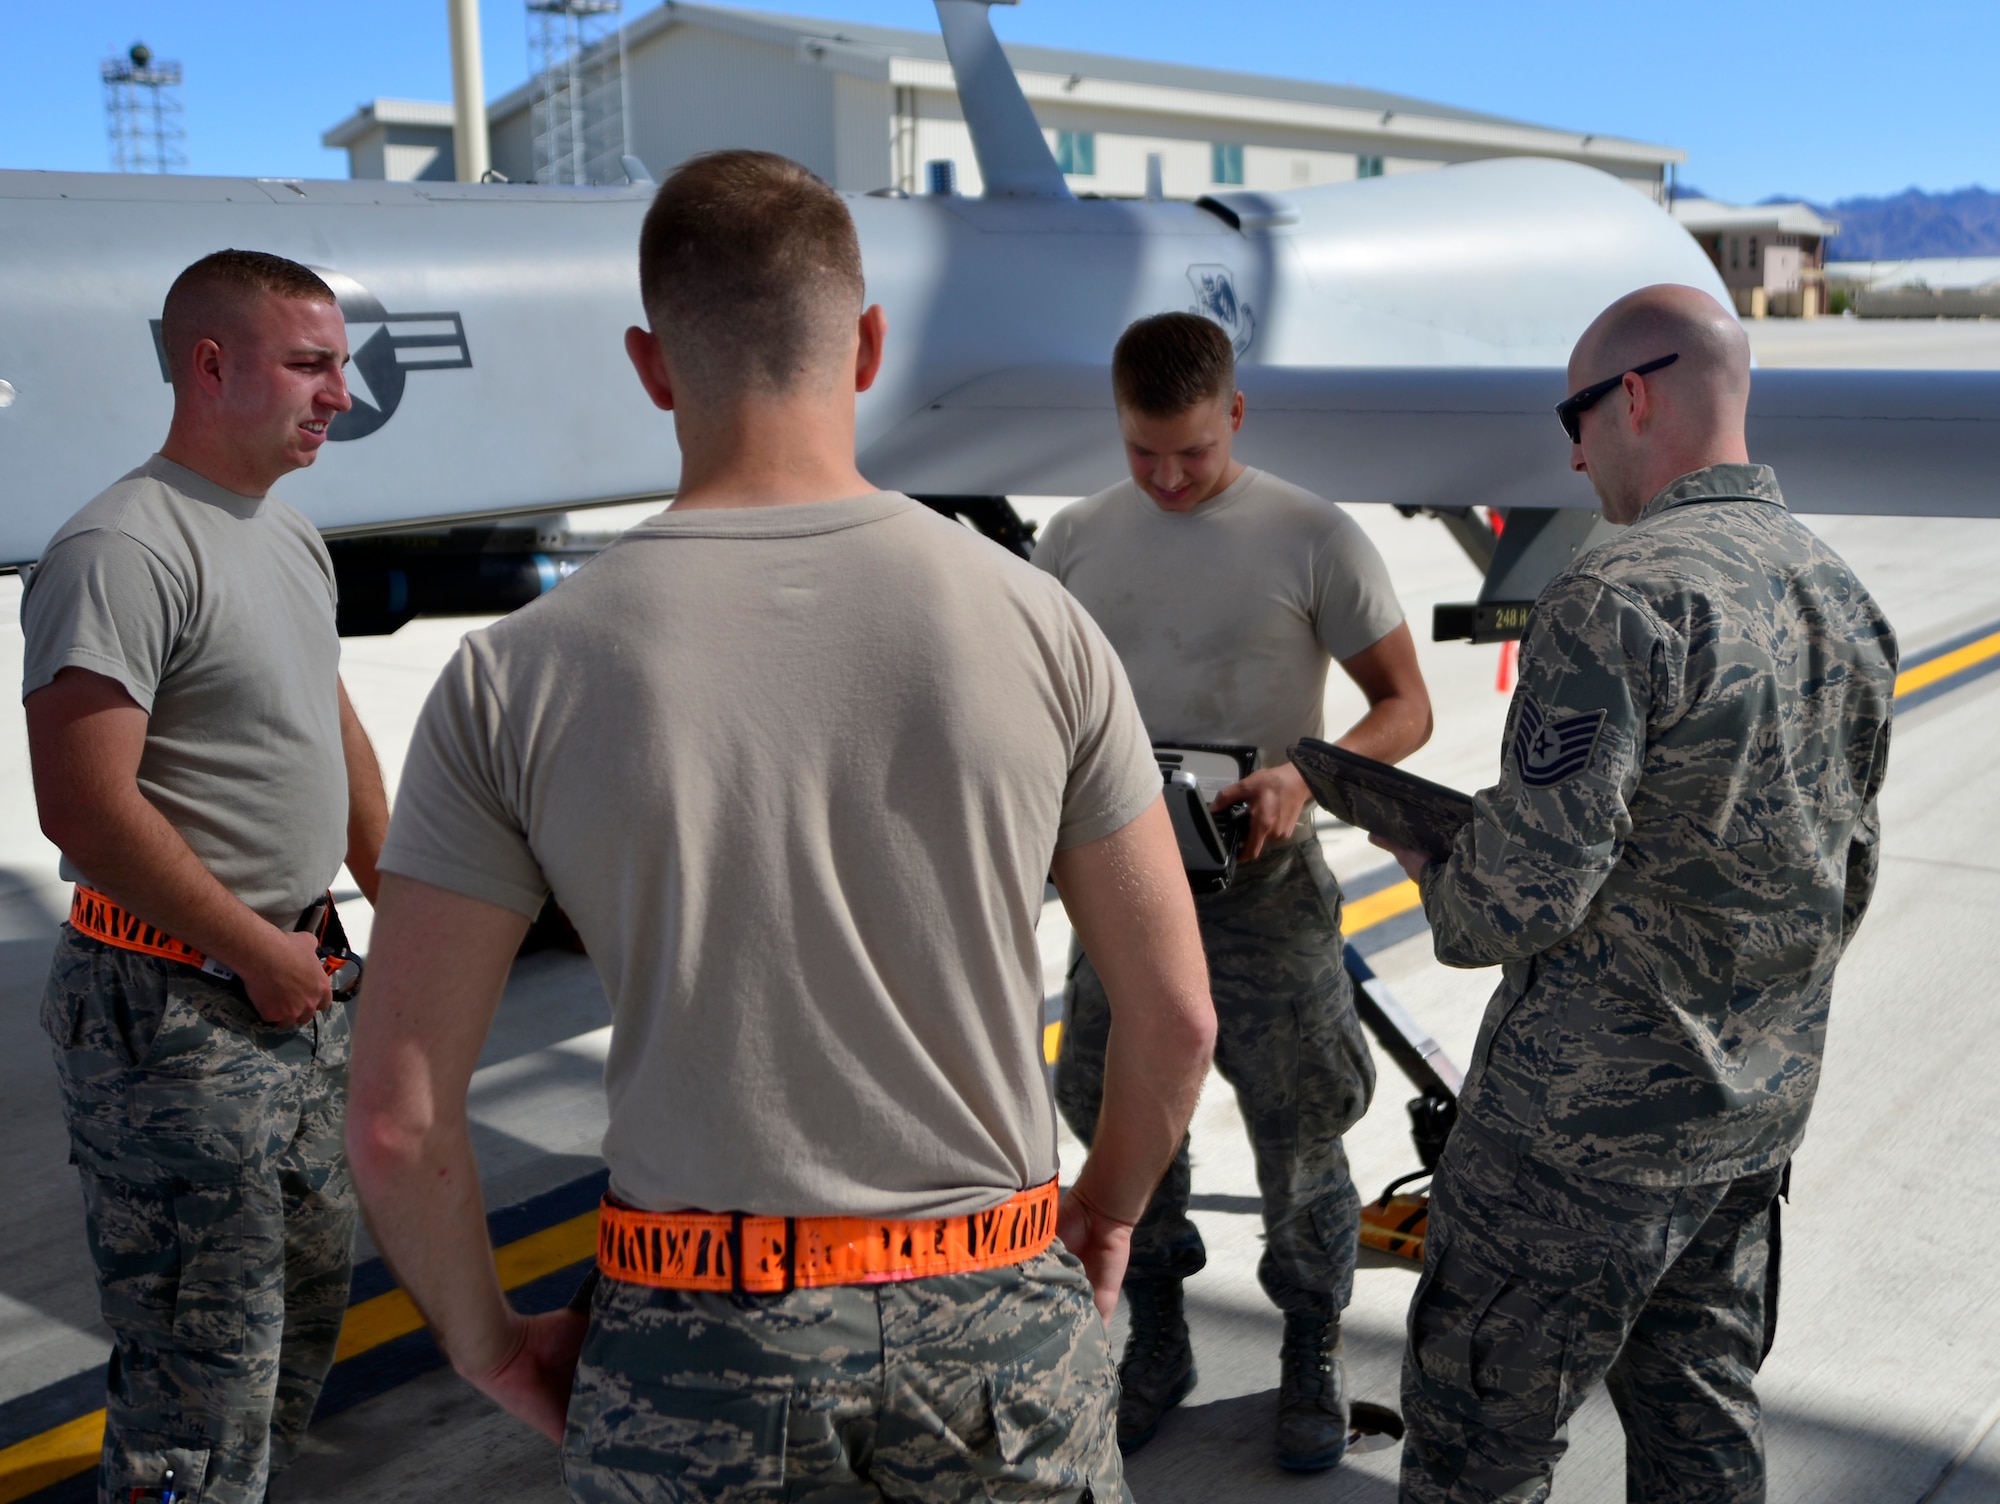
(1421, 464, 1897, 1186)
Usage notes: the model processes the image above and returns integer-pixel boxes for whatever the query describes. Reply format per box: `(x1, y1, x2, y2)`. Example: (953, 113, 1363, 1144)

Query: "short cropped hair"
(637, 150, 865, 396)
(1112, 313, 1236, 416)
(160, 250, 336, 389)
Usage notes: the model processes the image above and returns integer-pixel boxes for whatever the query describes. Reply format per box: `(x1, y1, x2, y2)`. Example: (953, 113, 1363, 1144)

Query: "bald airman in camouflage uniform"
(1387, 286, 1897, 1504)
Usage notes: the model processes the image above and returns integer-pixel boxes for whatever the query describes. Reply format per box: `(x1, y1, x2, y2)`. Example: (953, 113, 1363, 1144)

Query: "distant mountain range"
(1680, 186, 2000, 260)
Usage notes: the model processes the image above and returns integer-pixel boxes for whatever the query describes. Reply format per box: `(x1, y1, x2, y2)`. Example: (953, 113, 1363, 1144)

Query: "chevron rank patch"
(1514, 696, 1607, 788)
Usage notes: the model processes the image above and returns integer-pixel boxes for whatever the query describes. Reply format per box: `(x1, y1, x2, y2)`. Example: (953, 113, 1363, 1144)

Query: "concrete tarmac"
(3, 317, 1999, 1502)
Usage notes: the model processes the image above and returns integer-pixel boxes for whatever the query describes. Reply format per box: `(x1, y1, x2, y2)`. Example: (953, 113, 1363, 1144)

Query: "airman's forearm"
(339, 679, 389, 905)
(1052, 802, 1217, 1224)
(347, 876, 534, 1378)
(1332, 690, 1432, 765)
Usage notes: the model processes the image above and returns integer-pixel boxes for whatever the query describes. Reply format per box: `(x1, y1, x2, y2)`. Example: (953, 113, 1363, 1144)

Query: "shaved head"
(161, 249, 337, 394)
(1566, 284, 1753, 523)
(638, 151, 865, 400)
(1572, 283, 1750, 412)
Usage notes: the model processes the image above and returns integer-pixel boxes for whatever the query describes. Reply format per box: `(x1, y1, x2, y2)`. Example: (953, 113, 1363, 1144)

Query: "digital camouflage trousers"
(41, 928, 357, 1504)
(562, 1248, 1125, 1502)
(1055, 837, 1376, 1314)
(1401, 1120, 1786, 1504)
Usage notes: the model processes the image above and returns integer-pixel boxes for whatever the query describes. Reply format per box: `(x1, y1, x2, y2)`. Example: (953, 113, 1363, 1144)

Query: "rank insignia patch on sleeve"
(1514, 696, 1607, 788)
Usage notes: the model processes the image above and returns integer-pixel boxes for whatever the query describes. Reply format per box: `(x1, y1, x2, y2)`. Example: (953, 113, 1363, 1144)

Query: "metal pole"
(568, 12, 585, 184)
(617, 15, 632, 170)
(449, 0, 492, 182)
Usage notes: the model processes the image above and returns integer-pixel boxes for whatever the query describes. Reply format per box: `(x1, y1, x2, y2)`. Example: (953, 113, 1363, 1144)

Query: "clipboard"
(1288, 738, 1473, 862)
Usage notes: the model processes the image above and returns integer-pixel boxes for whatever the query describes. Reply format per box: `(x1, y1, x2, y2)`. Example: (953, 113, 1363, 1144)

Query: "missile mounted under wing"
(2, 0, 1998, 632)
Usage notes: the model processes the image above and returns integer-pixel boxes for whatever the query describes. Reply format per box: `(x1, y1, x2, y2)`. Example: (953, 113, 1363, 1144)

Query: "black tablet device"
(1288, 738, 1473, 862)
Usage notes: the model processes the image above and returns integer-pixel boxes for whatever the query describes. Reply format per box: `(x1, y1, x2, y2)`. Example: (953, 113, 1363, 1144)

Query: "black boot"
(1276, 1309, 1349, 1472)
(1116, 1277, 1197, 1455)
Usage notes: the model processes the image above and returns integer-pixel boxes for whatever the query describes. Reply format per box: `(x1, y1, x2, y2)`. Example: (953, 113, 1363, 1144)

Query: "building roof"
(322, 97, 458, 148)
(1671, 197, 1840, 239)
(480, 1, 1682, 168)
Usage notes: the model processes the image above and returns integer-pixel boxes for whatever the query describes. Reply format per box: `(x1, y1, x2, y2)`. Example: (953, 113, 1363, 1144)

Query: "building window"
(1211, 142, 1244, 185)
(1749, 236, 1759, 269)
(1055, 130, 1095, 177)
(1356, 154, 1384, 179)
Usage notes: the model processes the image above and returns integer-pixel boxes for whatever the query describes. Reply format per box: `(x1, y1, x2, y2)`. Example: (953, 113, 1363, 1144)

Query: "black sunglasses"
(1555, 353, 1679, 442)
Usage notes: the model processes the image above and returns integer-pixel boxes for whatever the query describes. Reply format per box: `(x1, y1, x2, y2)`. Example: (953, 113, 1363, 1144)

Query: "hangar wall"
(324, 2, 1681, 202)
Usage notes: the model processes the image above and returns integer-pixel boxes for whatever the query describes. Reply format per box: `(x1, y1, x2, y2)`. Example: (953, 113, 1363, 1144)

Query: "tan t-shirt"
(20, 455, 348, 927)
(1034, 467, 1404, 829)
(379, 493, 1159, 1219)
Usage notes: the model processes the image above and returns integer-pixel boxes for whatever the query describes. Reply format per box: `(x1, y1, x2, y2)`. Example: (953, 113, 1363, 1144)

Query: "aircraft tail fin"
(933, 1, 1072, 199)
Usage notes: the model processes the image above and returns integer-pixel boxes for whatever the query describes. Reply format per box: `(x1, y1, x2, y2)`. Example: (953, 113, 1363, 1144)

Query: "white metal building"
(324, 2, 1682, 201)
(323, 98, 463, 183)
(1670, 197, 1841, 319)
(1827, 257, 2000, 318)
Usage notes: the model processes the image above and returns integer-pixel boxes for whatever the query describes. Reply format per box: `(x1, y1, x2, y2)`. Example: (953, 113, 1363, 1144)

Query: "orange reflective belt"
(597, 1178, 1060, 1293)
(69, 885, 350, 985)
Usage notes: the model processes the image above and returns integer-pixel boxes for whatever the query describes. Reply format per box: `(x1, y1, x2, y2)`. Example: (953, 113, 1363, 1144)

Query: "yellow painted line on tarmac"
(1, 1211, 603, 1502)
(0, 1411, 105, 1504)
(1343, 879, 1422, 934)
(331, 1208, 599, 1363)
(1896, 628, 2000, 699)
(1040, 876, 1425, 1067)
(330, 1285, 425, 1364)
(494, 1211, 599, 1302)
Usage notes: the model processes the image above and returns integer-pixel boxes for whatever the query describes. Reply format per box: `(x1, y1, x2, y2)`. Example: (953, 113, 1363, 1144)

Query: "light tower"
(101, 42, 186, 174)
(526, 0, 630, 186)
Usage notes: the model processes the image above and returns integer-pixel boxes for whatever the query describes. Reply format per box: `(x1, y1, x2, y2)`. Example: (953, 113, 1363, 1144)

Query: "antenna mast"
(527, 0, 630, 185)
(101, 42, 186, 175)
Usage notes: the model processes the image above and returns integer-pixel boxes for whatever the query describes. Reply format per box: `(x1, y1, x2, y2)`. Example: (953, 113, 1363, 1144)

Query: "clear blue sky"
(14, 1, 1996, 203)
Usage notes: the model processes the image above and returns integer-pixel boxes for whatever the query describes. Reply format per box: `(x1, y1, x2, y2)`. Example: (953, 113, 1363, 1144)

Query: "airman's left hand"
(1368, 832, 1432, 884)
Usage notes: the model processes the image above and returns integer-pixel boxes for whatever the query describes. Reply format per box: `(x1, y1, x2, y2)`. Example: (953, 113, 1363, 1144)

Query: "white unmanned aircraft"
(5, 0, 1997, 633)
(3, 0, 1991, 1237)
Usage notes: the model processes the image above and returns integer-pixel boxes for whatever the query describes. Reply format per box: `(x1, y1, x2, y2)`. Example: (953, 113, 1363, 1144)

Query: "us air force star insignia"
(1514, 695, 1606, 788)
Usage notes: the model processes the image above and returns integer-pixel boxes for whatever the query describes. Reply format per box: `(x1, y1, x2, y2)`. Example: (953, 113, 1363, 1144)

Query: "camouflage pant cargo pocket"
(1407, 1219, 1599, 1433)
(571, 1380, 790, 1497)
(168, 1188, 250, 1356)
(102, 1438, 210, 1503)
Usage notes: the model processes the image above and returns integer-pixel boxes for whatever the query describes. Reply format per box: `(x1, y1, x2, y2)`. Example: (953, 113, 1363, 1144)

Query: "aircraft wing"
(861, 364, 2000, 518)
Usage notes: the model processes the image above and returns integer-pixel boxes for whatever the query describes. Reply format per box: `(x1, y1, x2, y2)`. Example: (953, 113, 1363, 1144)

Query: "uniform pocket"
(102, 1440, 210, 1502)
(127, 1076, 262, 1179)
(987, 1358, 1078, 1471)
(44, 932, 174, 1067)
(169, 1188, 248, 1355)
(577, 1378, 789, 1491)
(1406, 1219, 1597, 1433)
(311, 997, 353, 1074)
